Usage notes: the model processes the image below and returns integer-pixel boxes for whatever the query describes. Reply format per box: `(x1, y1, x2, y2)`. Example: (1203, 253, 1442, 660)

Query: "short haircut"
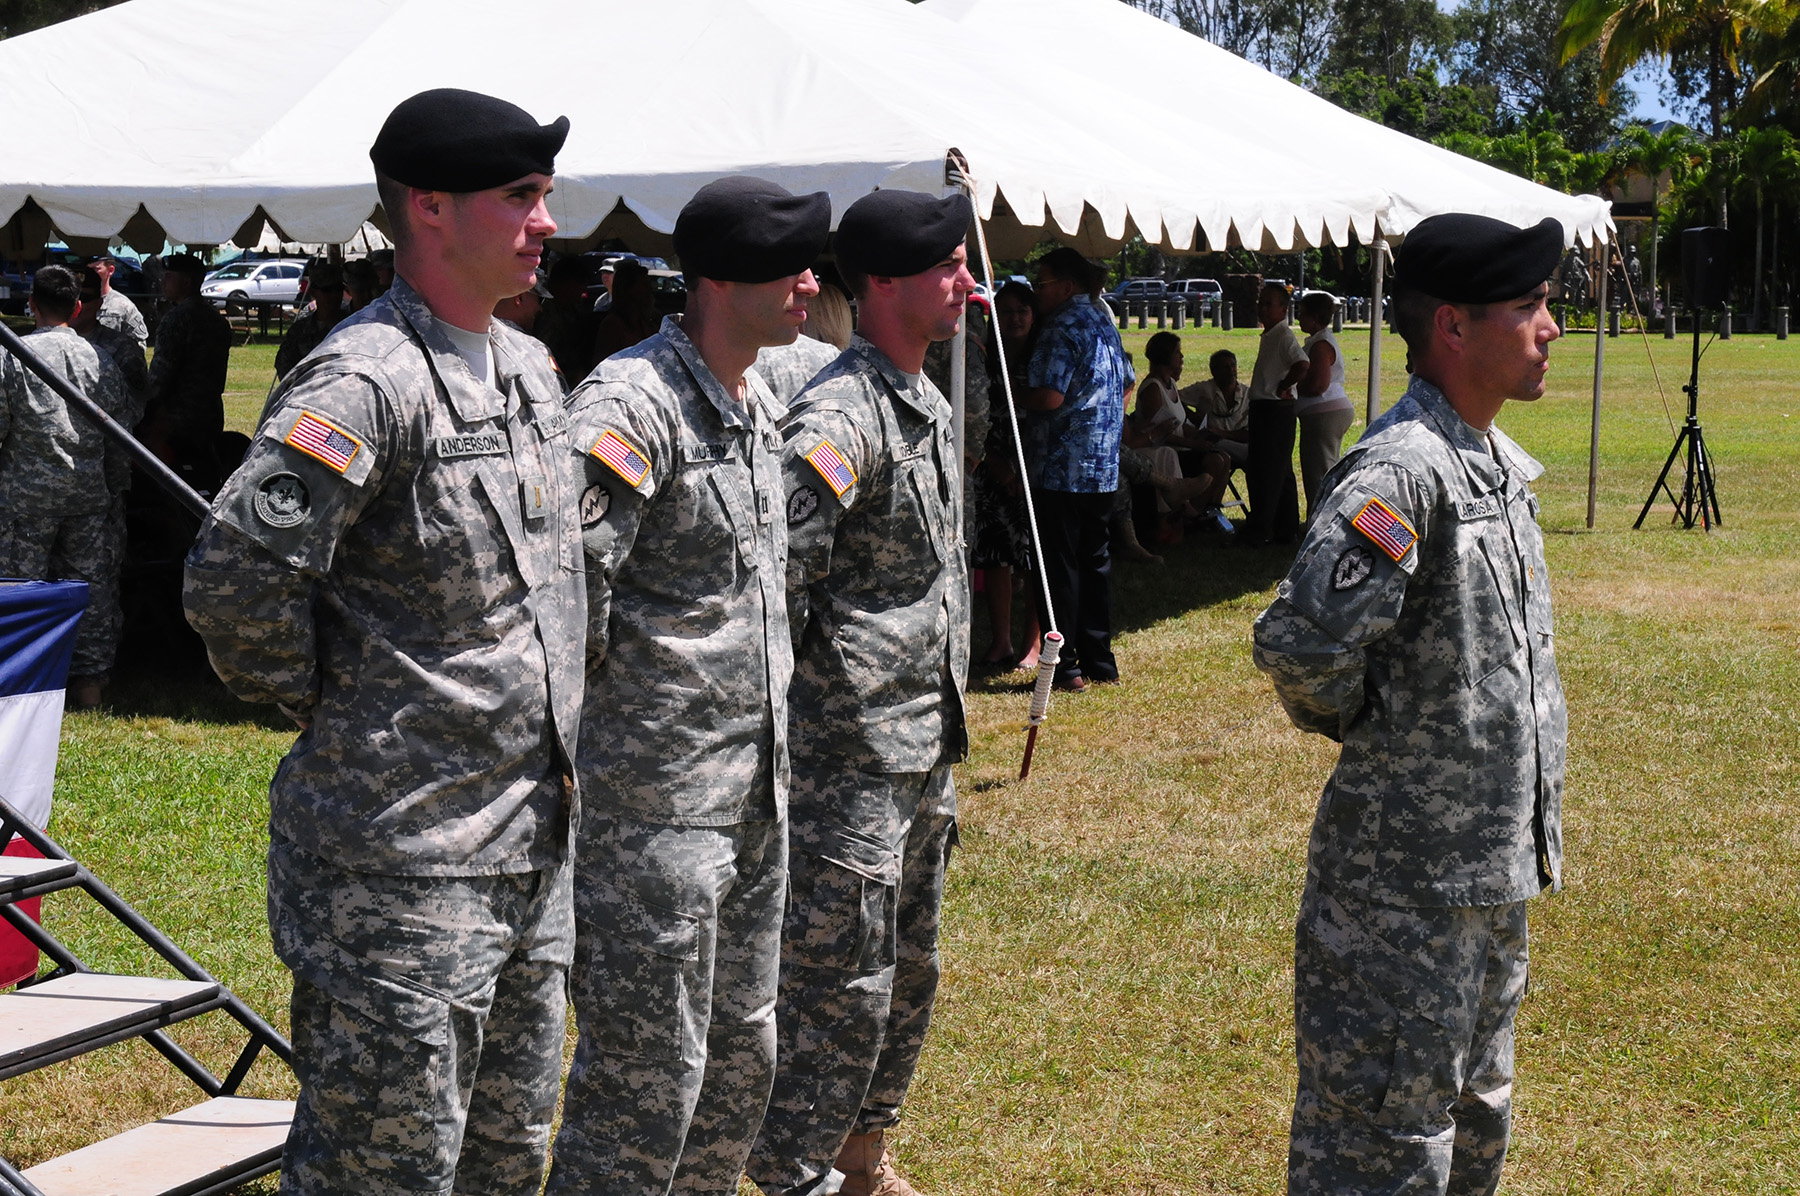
(374, 171, 413, 247)
(1145, 330, 1181, 368)
(1036, 247, 1100, 296)
(1392, 284, 1486, 356)
(78, 265, 104, 297)
(32, 265, 80, 320)
(838, 263, 870, 300)
(1260, 280, 1291, 307)
(1298, 291, 1335, 323)
(1208, 348, 1237, 373)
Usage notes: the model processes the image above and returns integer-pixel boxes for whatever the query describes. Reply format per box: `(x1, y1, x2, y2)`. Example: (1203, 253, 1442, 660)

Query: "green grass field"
(4, 324, 1797, 1193)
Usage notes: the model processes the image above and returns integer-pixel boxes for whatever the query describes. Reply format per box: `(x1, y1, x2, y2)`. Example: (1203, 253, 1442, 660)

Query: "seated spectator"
(1129, 333, 1224, 540)
(592, 258, 659, 362)
(1293, 290, 1354, 518)
(802, 281, 853, 350)
(1179, 348, 1251, 467)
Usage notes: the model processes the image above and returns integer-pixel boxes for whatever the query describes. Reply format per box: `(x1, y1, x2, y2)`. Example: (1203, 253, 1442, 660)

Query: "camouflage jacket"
(147, 296, 232, 431)
(81, 322, 150, 495)
(99, 287, 148, 349)
(570, 315, 791, 826)
(274, 306, 343, 380)
(755, 335, 840, 406)
(923, 325, 990, 467)
(0, 326, 130, 516)
(1253, 376, 1566, 907)
(783, 336, 969, 772)
(182, 278, 585, 876)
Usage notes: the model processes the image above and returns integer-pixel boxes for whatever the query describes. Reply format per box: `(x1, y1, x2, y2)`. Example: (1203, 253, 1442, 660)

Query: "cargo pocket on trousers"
(787, 824, 901, 974)
(1302, 890, 1470, 1132)
(577, 877, 700, 1063)
(276, 903, 454, 1188)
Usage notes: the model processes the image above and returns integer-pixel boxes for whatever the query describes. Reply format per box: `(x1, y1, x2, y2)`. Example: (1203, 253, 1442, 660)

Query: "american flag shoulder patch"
(1350, 495, 1418, 562)
(284, 411, 363, 473)
(589, 429, 652, 487)
(805, 438, 857, 498)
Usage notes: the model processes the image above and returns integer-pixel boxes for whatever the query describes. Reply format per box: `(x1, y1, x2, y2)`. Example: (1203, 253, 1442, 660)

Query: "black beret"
(162, 253, 206, 276)
(1393, 214, 1565, 303)
(370, 88, 568, 192)
(673, 176, 832, 284)
(835, 190, 972, 277)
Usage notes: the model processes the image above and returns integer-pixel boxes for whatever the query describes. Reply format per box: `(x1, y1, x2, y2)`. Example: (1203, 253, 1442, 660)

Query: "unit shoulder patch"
(787, 486, 820, 525)
(253, 472, 310, 528)
(1331, 545, 1374, 591)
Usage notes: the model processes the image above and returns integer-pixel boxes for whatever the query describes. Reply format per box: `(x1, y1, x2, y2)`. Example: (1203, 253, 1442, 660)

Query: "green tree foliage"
(1554, 0, 1790, 139)
(1448, 0, 1634, 151)
(0, 0, 125, 39)
(1617, 123, 1704, 296)
(1436, 125, 1620, 194)
(1315, 69, 1494, 140)
(1318, 0, 1452, 83)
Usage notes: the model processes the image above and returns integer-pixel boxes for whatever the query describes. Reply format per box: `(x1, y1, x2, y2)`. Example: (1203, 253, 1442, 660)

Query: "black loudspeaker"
(1682, 226, 1730, 310)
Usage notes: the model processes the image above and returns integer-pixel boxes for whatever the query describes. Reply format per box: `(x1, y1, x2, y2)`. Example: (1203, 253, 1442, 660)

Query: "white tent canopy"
(3, 0, 1469, 260)
(926, 0, 1613, 250)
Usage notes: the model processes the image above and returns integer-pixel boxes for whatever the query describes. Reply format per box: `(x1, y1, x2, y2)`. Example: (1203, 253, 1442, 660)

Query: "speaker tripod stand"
(1635, 309, 1724, 530)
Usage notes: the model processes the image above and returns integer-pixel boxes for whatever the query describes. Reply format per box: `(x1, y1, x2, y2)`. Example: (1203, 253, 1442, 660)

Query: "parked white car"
(201, 258, 307, 312)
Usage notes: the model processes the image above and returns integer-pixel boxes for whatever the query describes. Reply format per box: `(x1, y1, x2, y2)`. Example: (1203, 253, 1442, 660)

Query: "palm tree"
(1737, 125, 1800, 325)
(1555, 0, 1793, 225)
(1618, 123, 1702, 312)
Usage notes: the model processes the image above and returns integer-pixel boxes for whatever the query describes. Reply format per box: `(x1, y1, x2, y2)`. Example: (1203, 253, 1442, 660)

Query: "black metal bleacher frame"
(0, 796, 293, 1196)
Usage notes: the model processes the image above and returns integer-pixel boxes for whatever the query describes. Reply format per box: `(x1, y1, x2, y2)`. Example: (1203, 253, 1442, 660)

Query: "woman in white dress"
(1293, 291, 1355, 520)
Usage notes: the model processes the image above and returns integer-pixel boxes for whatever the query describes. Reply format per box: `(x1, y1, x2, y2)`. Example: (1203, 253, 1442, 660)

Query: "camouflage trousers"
(548, 811, 787, 1196)
(0, 509, 118, 676)
(267, 837, 574, 1196)
(1288, 880, 1529, 1196)
(747, 766, 957, 1196)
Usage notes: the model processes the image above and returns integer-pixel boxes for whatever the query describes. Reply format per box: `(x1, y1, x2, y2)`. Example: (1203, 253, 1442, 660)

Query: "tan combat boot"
(835, 1129, 921, 1196)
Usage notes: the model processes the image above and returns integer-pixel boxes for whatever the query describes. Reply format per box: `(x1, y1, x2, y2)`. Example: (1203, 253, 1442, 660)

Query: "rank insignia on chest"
(805, 438, 857, 498)
(590, 429, 651, 487)
(285, 411, 362, 473)
(1350, 495, 1418, 562)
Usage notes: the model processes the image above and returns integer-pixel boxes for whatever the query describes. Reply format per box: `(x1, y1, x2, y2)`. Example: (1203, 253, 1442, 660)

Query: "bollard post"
(1221, 301, 1234, 331)
(1156, 298, 1167, 329)
(1665, 308, 1677, 339)
(1117, 300, 1128, 331)
(1608, 307, 1620, 338)
(1779, 306, 1790, 340)
(1135, 300, 1146, 330)
(1210, 301, 1220, 328)
(1720, 308, 1732, 340)
(1172, 298, 1184, 330)
(1332, 302, 1343, 333)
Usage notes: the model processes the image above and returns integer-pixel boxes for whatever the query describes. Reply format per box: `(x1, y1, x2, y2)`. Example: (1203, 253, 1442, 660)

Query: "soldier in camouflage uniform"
(274, 261, 347, 381)
(756, 335, 841, 406)
(142, 253, 232, 473)
(545, 176, 830, 1196)
(1252, 214, 1569, 1196)
(746, 189, 975, 1196)
(0, 265, 132, 705)
(87, 253, 150, 349)
(183, 89, 582, 1196)
(75, 266, 151, 674)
